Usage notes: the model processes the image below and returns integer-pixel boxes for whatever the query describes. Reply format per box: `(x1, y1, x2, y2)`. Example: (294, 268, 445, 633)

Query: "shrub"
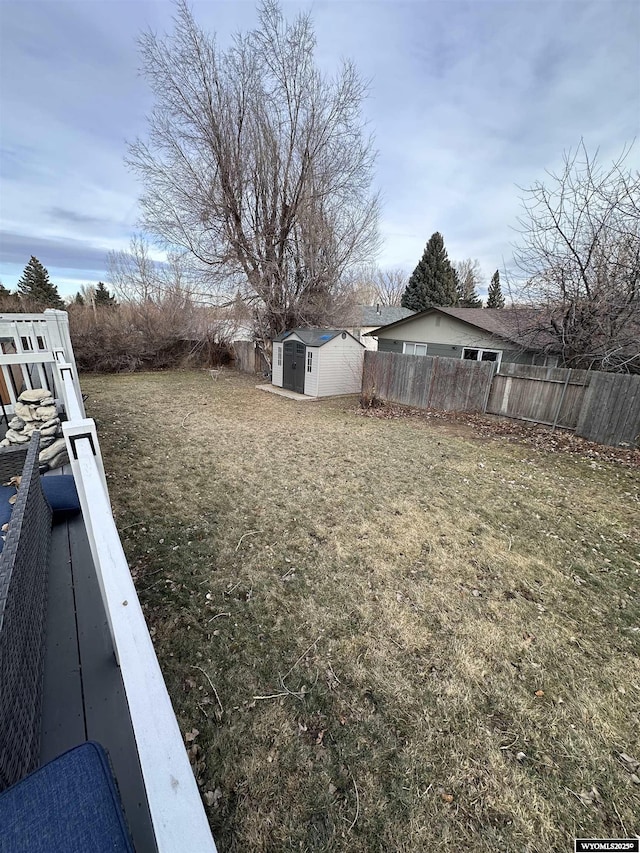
(68, 300, 233, 373)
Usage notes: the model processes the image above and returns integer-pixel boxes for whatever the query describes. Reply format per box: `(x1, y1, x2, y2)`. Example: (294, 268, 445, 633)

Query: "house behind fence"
(362, 351, 640, 449)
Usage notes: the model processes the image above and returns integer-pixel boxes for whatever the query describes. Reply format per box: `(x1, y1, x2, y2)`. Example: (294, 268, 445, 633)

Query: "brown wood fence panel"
(362, 354, 639, 448)
(362, 351, 493, 412)
(486, 364, 590, 429)
(576, 373, 640, 447)
(232, 341, 268, 375)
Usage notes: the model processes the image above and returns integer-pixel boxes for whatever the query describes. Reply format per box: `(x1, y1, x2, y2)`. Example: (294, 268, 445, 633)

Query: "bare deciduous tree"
(513, 142, 640, 372)
(127, 0, 380, 345)
(372, 268, 407, 306)
(453, 259, 483, 307)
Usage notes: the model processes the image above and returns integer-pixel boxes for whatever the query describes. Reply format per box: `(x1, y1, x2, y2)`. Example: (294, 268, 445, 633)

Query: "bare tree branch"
(127, 0, 380, 348)
(512, 141, 640, 372)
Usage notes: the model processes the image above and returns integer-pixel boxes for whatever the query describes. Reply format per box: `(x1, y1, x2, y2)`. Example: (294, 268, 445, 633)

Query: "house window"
(403, 342, 428, 356)
(277, 347, 282, 367)
(307, 351, 313, 372)
(462, 347, 502, 367)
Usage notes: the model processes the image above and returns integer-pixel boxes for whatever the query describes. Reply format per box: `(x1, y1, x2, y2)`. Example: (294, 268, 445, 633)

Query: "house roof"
(273, 328, 364, 348)
(354, 305, 415, 327)
(366, 306, 558, 351)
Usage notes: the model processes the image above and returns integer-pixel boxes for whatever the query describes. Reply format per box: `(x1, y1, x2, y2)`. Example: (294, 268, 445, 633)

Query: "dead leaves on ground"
(3, 475, 21, 505)
(356, 405, 640, 468)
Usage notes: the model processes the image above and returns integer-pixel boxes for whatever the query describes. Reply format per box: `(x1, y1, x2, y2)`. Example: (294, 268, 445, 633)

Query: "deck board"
(40, 475, 158, 852)
(68, 517, 157, 853)
(39, 520, 86, 762)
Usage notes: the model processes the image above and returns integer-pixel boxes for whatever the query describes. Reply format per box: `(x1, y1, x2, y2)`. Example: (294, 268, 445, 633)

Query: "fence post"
(481, 362, 497, 413)
(551, 369, 571, 431)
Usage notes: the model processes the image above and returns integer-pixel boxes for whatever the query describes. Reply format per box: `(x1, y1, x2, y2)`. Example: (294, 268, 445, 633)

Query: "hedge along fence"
(361, 351, 640, 449)
(361, 350, 494, 413)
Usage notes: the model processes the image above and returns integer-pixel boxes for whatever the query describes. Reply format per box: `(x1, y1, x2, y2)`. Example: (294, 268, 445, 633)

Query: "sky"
(0, 0, 639, 300)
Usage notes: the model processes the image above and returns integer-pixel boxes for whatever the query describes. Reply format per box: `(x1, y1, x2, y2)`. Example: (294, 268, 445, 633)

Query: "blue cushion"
(0, 742, 135, 853)
(0, 484, 17, 553)
(41, 475, 81, 519)
(0, 484, 15, 527)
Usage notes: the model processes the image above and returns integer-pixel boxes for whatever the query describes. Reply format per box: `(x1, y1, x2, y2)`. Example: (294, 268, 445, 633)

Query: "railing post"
(44, 310, 85, 416)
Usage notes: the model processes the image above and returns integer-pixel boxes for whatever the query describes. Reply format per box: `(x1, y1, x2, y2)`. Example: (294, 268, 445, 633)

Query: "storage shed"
(272, 329, 365, 397)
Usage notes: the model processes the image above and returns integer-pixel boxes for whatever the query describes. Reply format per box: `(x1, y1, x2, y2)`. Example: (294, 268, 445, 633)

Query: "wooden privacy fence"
(362, 350, 494, 413)
(486, 363, 591, 430)
(577, 373, 640, 447)
(232, 340, 269, 375)
(361, 351, 640, 448)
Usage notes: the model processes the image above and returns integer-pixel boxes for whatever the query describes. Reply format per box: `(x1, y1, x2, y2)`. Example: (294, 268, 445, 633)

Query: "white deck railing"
(0, 312, 218, 853)
(0, 310, 84, 414)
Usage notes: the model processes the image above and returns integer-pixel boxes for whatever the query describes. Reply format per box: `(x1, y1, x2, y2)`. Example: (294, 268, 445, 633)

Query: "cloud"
(0, 230, 109, 274)
(47, 208, 114, 228)
(0, 0, 638, 297)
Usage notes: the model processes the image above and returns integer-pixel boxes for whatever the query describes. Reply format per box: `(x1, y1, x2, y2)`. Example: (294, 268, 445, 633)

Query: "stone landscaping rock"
(5, 429, 29, 443)
(8, 417, 25, 430)
(39, 424, 60, 437)
(35, 405, 57, 421)
(39, 438, 67, 463)
(0, 439, 10, 447)
(40, 418, 61, 430)
(46, 451, 69, 470)
(39, 435, 57, 449)
(18, 388, 52, 403)
(14, 402, 36, 421)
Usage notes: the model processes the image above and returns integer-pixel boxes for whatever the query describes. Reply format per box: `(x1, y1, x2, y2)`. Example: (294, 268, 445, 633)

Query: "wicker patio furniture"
(0, 434, 52, 790)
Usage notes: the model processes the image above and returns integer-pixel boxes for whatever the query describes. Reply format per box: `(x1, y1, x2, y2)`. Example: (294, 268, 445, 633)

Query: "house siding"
(345, 326, 378, 350)
(317, 336, 364, 396)
(378, 339, 403, 354)
(374, 314, 553, 365)
(376, 313, 508, 350)
(272, 342, 284, 386)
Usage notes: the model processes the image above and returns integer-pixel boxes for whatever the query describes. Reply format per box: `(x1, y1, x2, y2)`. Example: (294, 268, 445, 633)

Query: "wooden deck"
(40, 467, 158, 852)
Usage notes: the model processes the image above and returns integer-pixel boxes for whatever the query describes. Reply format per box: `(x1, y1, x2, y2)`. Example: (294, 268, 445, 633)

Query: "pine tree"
(73, 292, 85, 306)
(94, 281, 117, 307)
(16, 256, 64, 308)
(401, 232, 458, 311)
(486, 270, 505, 309)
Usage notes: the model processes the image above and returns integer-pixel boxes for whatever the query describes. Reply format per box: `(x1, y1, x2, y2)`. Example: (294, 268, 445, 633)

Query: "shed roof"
(273, 329, 364, 347)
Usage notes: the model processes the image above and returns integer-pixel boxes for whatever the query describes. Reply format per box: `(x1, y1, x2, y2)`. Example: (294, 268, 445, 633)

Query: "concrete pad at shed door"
(256, 384, 317, 401)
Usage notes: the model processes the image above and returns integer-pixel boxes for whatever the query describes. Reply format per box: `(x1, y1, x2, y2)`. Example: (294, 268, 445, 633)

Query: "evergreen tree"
(401, 232, 458, 311)
(486, 270, 505, 308)
(94, 281, 117, 307)
(16, 256, 64, 308)
(73, 292, 85, 306)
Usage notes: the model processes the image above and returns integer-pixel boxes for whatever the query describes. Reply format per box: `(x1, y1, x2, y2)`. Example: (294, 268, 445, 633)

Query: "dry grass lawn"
(82, 369, 640, 853)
